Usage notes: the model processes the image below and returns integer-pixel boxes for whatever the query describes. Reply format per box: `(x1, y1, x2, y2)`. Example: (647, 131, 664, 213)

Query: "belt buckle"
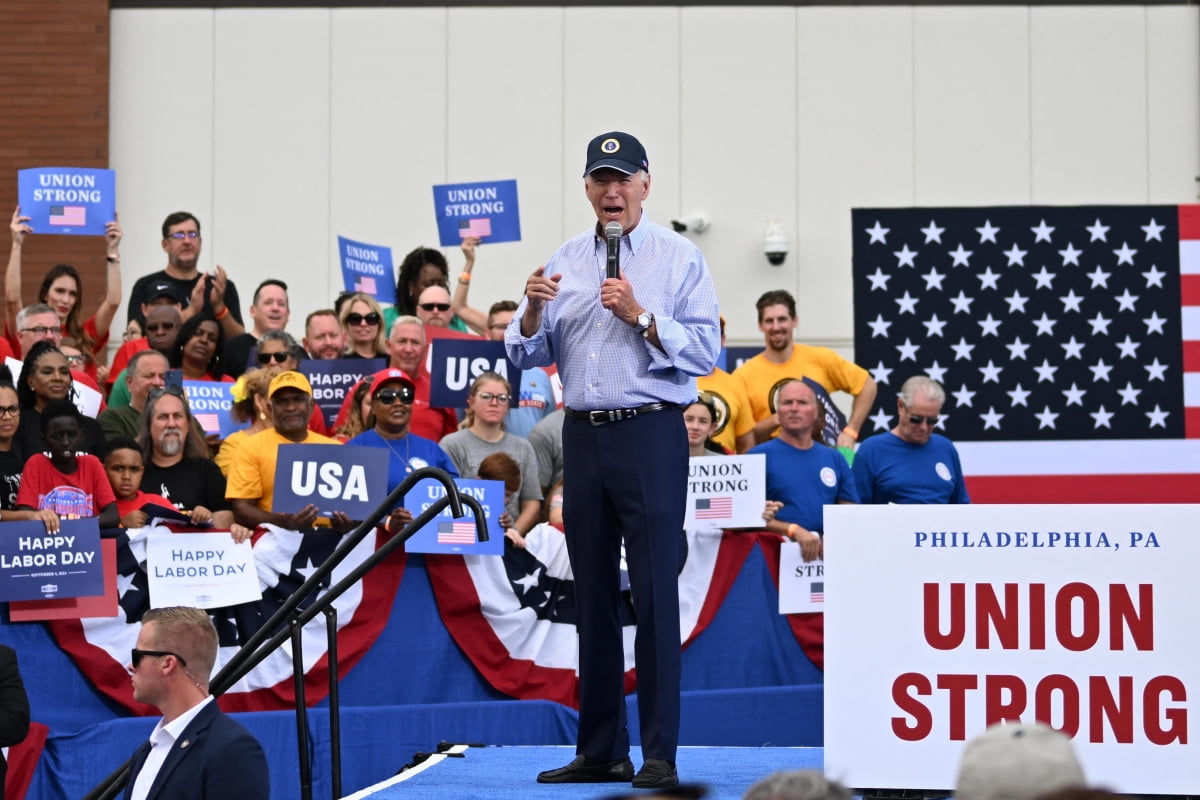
(588, 410, 609, 426)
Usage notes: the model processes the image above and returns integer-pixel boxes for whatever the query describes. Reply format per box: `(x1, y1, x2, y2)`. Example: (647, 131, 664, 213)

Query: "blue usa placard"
(403, 477, 504, 555)
(272, 443, 390, 520)
(182, 380, 246, 437)
(301, 358, 386, 428)
(338, 236, 396, 305)
(17, 167, 117, 237)
(428, 338, 519, 409)
(432, 179, 521, 246)
(0, 518, 103, 602)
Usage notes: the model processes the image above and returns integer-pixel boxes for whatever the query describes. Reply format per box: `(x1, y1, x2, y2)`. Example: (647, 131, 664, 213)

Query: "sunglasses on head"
(419, 303, 451, 312)
(346, 312, 381, 326)
(148, 386, 185, 400)
(257, 351, 290, 365)
(131, 648, 187, 668)
(376, 387, 415, 405)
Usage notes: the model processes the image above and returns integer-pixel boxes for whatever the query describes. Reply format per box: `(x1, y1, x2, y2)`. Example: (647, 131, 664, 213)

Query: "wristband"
(214, 306, 229, 321)
(841, 426, 858, 441)
(458, 273, 471, 285)
(106, 255, 120, 263)
(787, 523, 800, 542)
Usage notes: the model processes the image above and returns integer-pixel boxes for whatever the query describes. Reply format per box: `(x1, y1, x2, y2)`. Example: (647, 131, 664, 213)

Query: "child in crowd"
(16, 400, 118, 529)
(102, 437, 193, 528)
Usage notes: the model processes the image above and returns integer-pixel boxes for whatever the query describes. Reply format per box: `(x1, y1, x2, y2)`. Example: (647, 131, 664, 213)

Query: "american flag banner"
(695, 496, 733, 519)
(458, 218, 492, 238)
(851, 205, 1200, 503)
(49, 205, 86, 226)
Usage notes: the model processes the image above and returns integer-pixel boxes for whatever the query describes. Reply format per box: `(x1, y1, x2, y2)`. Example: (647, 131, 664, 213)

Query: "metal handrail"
(84, 466, 487, 800)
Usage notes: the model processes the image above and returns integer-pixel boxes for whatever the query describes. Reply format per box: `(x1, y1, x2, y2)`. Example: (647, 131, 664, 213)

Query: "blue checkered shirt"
(505, 216, 720, 411)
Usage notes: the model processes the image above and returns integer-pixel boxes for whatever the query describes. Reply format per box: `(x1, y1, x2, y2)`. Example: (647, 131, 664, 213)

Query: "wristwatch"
(634, 311, 653, 336)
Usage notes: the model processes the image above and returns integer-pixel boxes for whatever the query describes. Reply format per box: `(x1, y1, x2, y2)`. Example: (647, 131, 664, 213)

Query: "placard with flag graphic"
(337, 235, 395, 305)
(851, 205, 1200, 504)
(432, 179, 521, 246)
(810, 581, 824, 604)
(17, 166, 116, 236)
(404, 477, 504, 555)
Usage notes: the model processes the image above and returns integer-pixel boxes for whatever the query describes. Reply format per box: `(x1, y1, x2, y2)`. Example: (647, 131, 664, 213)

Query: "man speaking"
(506, 131, 720, 789)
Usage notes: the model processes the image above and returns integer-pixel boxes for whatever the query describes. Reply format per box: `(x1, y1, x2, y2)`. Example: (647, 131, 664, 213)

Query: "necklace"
(379, 430, 412, 473)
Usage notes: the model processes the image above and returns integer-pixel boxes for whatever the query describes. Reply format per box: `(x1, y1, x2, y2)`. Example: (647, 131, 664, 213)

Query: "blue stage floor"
(345, 745, 825, 800)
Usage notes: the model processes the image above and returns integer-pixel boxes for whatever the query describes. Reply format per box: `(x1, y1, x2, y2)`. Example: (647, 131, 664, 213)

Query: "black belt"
(564, 402, 677, 426)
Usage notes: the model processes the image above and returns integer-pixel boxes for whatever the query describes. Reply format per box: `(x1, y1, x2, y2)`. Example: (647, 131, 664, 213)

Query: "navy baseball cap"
(583, 131, 649, 177)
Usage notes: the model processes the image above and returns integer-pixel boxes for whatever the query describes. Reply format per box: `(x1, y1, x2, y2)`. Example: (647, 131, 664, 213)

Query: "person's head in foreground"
(954, 721, 1086, 800)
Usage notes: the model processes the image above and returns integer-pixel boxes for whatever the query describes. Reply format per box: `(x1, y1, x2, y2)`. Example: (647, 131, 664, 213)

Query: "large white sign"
(823, 504, 1198, 795)
(146, 530, 260, 609)
(685, 454, 766, 528)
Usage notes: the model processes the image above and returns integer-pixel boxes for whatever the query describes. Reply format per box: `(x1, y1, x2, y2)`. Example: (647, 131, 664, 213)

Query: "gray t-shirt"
(527, 408, 564, 493)
(440, 428, 543, 521)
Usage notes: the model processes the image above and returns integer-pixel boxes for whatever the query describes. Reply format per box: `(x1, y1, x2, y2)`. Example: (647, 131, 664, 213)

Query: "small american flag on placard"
(810, 581, 824, 604)
(354, 276, 377, 294)
(49, 205, 86, 226)
(437, 520, 477, 544)
(193, 413, 221, 434)
(459, 218, 492, 238)
(694, 497, 732, 519)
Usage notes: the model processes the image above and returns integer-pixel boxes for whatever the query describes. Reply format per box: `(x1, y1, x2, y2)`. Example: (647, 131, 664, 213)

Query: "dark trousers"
(562, 409, 687, 763)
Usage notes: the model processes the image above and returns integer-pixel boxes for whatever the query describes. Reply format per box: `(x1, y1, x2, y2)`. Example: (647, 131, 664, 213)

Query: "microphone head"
(604, 221, 623, 239)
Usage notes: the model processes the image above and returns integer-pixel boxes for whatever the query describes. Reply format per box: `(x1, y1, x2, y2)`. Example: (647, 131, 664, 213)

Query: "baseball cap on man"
(268, 370, 312, 398)
(142, 281, 183, 306)
(954, 722, 1086, 800)
(583, 131, 649, 177)
(368, 368, 416, 397)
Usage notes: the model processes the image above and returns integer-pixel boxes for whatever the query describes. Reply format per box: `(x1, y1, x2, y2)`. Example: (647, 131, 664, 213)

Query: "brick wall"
(0, 0, 111, 352)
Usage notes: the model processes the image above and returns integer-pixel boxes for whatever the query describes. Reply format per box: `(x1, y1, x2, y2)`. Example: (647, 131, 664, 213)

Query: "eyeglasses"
(148, 386, 185, 400)
(63, 354, 86, 367)
(419, 303, 451, 313)
(907, 414, 939, 427)
(257, 351, 290, 365)
(20, 326, 60, 337)
(375, 387, 414, 405)
(476, 392, 510, 405)
(131, 648, 188, 668)
(346, 312, 381, 326)
(167, 231, 200, 240)
(0, 406, 19, 418)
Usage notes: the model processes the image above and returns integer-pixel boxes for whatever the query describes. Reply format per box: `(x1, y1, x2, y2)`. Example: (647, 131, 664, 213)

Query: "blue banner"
(182, 380, 246, 437)
(301, 358, 386, 428)
(272, 443, 390, 520)
(0, 518, 103, 602)
(427, 339, 519, 409)
(432, 179, 521, 247)
(403, 477, 503, 555)
(337, 236, 396, 305)
(17, 167, 117, 237)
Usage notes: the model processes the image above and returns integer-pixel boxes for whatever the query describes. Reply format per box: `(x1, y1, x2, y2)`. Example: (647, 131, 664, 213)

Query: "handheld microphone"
(604, 221, 622, 280)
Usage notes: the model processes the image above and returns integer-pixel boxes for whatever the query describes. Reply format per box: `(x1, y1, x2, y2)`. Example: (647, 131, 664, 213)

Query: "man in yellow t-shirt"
(696, 315, 755, 453)
(735, 290, 877, 450)
(226, 371, 348, 530)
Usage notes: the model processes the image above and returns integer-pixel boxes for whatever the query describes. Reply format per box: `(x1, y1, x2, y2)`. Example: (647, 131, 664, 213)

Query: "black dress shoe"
(633, 758, 679, 789)
(537, 754, 635, 784)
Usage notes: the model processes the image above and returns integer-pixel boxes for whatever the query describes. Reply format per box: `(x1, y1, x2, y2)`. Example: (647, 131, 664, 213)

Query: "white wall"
(109, 5, 1200, 353)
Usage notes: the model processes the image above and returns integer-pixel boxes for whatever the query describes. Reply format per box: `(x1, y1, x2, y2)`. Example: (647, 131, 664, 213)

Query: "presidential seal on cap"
(368, 367, 416, 397)
(583, 131, 649, 177)
(268, 370, 313, 398)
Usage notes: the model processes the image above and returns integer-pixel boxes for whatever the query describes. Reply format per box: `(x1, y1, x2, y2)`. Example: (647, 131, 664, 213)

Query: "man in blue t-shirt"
(852, 374, 970, 505)
(750, 379, 858, 562)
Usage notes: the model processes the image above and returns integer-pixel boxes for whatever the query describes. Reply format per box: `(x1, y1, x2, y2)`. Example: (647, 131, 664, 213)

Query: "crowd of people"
(1, 129, 976, 795)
